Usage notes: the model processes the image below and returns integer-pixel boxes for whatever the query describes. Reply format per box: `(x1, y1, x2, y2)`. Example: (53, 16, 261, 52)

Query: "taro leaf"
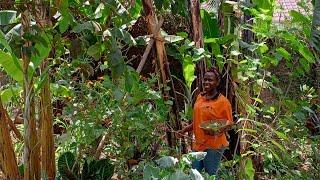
(189, 169, 204, 180)
(57, 152, 78, 180)
(94, 159, 115, 180)
(168, 170, 189, 180)
(82, 158, 114, 180)
(0, 10, 17, 25)
(155, 156, 178, 168)
(0, 50, 23, 82)
(143, 164, 160, 179)
(187, 152, 207, 161)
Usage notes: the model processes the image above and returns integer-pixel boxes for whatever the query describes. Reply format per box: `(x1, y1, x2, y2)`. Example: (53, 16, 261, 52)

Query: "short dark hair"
(205, 66, 221, 83)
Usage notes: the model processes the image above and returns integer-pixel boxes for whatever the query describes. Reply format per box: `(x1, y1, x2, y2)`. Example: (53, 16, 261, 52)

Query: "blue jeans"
(192, 148, 225, 178)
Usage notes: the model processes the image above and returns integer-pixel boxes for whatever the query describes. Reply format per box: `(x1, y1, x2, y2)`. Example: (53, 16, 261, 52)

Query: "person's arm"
(219, 102, 234, 133)
(176, 122, 193, 138)
(181, 122, 193, 133)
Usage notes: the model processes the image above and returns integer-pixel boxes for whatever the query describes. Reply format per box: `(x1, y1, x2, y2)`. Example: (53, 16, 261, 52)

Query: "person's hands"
(218, 121, 234, 134)
(176, 129, 185, 139)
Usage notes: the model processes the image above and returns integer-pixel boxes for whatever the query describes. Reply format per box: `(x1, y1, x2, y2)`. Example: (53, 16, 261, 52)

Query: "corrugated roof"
(273, 0, 310, 22)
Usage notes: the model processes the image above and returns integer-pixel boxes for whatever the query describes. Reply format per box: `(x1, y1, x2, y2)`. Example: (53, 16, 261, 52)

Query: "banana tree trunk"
(0, 97, 19, 179)
(21, 10, 41, 180)
(190, 0, 206, 92)
(35, 0, 56, 179)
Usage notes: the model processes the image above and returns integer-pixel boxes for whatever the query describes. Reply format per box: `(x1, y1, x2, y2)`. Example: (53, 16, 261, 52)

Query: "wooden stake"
(136, 18, 164, 73)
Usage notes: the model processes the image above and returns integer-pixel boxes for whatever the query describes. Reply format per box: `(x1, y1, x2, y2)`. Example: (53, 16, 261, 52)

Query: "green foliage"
(58, 152, 78, 179)
(311, 0, 320, 51)
(137, 152, 210, 179)
(57, 152, 114, 180)
(244, 158, 255, 180)
(0, 50, 23, 82)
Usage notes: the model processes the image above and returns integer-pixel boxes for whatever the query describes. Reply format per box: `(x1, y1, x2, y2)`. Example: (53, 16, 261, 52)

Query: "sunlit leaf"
(0, 50, 23, 82)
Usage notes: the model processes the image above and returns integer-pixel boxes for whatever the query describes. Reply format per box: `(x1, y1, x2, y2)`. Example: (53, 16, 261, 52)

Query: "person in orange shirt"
(178, 67, 233, 177)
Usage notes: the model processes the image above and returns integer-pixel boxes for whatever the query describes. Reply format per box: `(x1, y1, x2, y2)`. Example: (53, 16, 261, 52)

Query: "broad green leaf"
(299, 58, 310, 72)
(73, 21, 101, 33)
(104, 28, 136, 45)
(108, 39, 125, 78)
(0, 87, 21, 104)
(143, 164, 160, 179)
(244, 158, 255, 180)
(50, 84, 72, 97)
(258, 44, 269, 54)
(155, 156, 178, 168)
(187, 152, 207, 161)
(129, 0, 142, 18)
(189, 169, 204, 180)
(31, 33, 52, 68)
(0, 30, 12, 52)
(182, 56, 196, 89)
(59, 1, 71, 33)
(0, 50, 23, 82)
(231, 50, 241, 56)
(201, 9, 220, 38)
(271, 140, 286, 152)
(298, 45, 315, 63)
(164, 35, 184, 43)
(176, 32, 188, 38)
(87, 43, 104, 57)
(289, 10, 311, 24)
(57, 152, 78, 180)
(276, 48, 291, 60)
(272, 129, 288, 141)
(0, 10, 17, 25)
(59, 14, 71, 33)
(168, 170, 189, 180)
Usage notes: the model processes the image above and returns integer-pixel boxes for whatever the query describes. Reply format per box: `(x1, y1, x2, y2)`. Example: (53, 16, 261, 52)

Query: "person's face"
(203, 72, 219, 92)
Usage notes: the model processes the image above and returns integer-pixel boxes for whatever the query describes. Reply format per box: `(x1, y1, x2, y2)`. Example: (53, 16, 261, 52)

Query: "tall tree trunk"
(311, 0, 320, 52)
(35, 0, 56, 179)
(0, 98, 19, 179)
(190, 0, 206, 93)
(311, 0, 320, 97)
(21, 10, 41, 180)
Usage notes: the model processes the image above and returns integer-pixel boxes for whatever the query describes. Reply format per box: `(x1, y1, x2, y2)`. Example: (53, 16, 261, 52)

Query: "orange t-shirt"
(192, 94, 233, 151)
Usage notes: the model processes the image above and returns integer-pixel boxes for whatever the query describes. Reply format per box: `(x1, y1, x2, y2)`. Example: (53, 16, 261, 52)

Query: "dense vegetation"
(0, 0, 319, 179)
